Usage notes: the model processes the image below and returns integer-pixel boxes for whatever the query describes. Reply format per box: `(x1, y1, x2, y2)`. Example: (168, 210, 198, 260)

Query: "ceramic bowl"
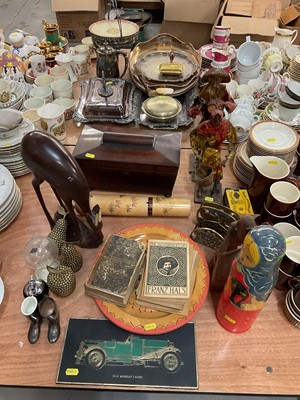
(142, 96, 182, 122)
(0, 109, 23, 133)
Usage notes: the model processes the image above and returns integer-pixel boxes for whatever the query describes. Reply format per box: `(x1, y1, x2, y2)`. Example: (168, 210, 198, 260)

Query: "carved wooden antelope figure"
(21, 130, 103, 248)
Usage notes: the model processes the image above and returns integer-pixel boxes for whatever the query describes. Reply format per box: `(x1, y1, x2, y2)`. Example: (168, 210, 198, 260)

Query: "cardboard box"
(279, 5, 300, 45)
(51, 0, 105, 42)
(161, 0, 221, 48)
(163, 0, 221, 24)
(214, 0, 279, 47)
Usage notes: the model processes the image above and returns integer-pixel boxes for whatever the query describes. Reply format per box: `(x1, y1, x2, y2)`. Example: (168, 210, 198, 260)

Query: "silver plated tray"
(135, 89, 195, 130)
(135, 51, 198, 83)
(73, 78, 141, 124)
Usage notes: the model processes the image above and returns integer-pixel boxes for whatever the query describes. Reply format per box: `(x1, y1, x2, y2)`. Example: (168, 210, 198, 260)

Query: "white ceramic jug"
(272, 27, 298, 50)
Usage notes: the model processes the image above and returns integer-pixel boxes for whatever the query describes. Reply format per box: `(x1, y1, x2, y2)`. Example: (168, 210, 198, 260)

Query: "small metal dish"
(141, 96, 182, 122)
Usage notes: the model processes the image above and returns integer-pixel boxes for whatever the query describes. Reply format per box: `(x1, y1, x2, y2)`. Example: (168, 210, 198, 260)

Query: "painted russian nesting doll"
(216, 225, 286, 333)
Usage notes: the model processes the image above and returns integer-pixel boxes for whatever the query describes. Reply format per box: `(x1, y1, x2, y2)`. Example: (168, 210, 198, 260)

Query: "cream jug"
(272, 27, 298, 50)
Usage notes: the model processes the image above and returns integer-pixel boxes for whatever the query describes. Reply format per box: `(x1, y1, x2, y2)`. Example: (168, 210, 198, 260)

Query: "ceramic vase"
(216, 225, 286, 333)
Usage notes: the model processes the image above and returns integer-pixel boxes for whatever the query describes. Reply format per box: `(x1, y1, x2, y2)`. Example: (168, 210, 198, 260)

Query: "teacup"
(81, 36, 95, 58)
(30, 86, 53, 103)
(224, 79, 238, 98)
(278, 91, 300, 121)
(237, 40, 261, 67)
(265, 181, 300, 217)
(236, 84, 254, 98)
(262, 47, 283, 73)
(229, 115, 252, 136)
(50, 79, 73, 99)
(37, 103, 66, 141)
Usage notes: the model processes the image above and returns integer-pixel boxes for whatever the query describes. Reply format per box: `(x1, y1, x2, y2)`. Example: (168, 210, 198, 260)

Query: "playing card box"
(85, 234, 146, 306)
(142, 239, 190, 300)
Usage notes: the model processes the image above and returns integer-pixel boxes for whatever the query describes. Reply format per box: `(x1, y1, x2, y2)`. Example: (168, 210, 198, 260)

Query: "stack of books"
(135, 239, 199, 315)
(85, 235, 146, 306)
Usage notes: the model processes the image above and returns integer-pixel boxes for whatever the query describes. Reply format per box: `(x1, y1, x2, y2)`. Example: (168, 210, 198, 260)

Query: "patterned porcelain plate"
(95, 223, 209, 335)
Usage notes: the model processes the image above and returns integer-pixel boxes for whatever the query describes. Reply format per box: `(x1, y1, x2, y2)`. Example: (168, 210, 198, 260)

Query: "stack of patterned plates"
(0, 119, 34, 176)
(0, 164, 22, 231)
(129, 33, 201, 97)
(288, 53, 300, 82)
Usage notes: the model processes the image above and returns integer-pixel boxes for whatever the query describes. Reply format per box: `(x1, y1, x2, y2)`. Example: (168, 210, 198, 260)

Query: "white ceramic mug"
(22, 109, 41, 128)
(55, 53, 77, 83)
(49, 65, 69, 81)
(30, 86, 53, 103)
(72, 54, 88, 77)
(23, 97, 45, 111)
(34, 75, 55, 87)
(50, 79, 73, 99)
(37, 103, 66, 141)
(29, 54, 47, 77)
(52, 97, 75, 120)
(73, 44, 91, 65)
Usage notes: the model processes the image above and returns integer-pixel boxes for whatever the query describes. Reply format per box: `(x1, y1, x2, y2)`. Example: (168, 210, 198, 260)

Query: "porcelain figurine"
(216, 225, 286, 333)
(0, 50, 25, 80)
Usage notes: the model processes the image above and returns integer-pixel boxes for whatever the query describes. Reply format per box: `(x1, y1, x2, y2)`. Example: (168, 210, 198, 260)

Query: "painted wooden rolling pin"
(89, 192, 191, 217)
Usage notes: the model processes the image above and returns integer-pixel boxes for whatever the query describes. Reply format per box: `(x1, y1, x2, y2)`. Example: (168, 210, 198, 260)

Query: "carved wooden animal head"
(21, 130, 103, 248)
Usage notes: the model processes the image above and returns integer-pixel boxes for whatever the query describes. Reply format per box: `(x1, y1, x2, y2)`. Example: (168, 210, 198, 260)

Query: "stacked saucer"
(288, 53, 300, 82)
(0, 119, 34, 176)
(247, 121, 299, 165)
(0, 164, 22, 231)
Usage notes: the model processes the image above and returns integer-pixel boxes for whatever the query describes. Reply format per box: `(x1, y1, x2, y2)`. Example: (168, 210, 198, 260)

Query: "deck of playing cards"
(85, 235, 146, 306)
(135, 240, 198, 315)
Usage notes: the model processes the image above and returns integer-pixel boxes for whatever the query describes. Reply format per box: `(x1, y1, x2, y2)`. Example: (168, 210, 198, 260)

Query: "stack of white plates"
(0, 164, 22, 231)
(247, 121, 299, 165)
(0, 119, 34, 176)
(233, 121, 299, 185)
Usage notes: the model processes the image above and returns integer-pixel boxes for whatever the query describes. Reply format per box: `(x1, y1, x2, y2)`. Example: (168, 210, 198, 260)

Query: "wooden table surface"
(0, 64, 299, 396)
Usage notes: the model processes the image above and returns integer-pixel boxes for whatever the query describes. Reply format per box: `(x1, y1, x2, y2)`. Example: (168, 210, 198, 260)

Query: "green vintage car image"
(75, 335, 183, 373)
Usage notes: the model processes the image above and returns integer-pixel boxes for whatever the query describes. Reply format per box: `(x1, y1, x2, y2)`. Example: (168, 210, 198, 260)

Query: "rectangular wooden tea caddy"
(73, 125, 182, 197)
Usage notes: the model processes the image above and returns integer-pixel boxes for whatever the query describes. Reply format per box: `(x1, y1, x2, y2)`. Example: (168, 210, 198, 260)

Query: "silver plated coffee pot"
(96, 44, 128, 79)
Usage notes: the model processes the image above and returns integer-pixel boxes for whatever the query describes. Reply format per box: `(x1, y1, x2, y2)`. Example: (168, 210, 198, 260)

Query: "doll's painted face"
(239, 234, 259, 268)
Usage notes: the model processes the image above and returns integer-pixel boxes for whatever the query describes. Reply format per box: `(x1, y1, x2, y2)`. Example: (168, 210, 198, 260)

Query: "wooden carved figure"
(21, 130, 103, 248)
